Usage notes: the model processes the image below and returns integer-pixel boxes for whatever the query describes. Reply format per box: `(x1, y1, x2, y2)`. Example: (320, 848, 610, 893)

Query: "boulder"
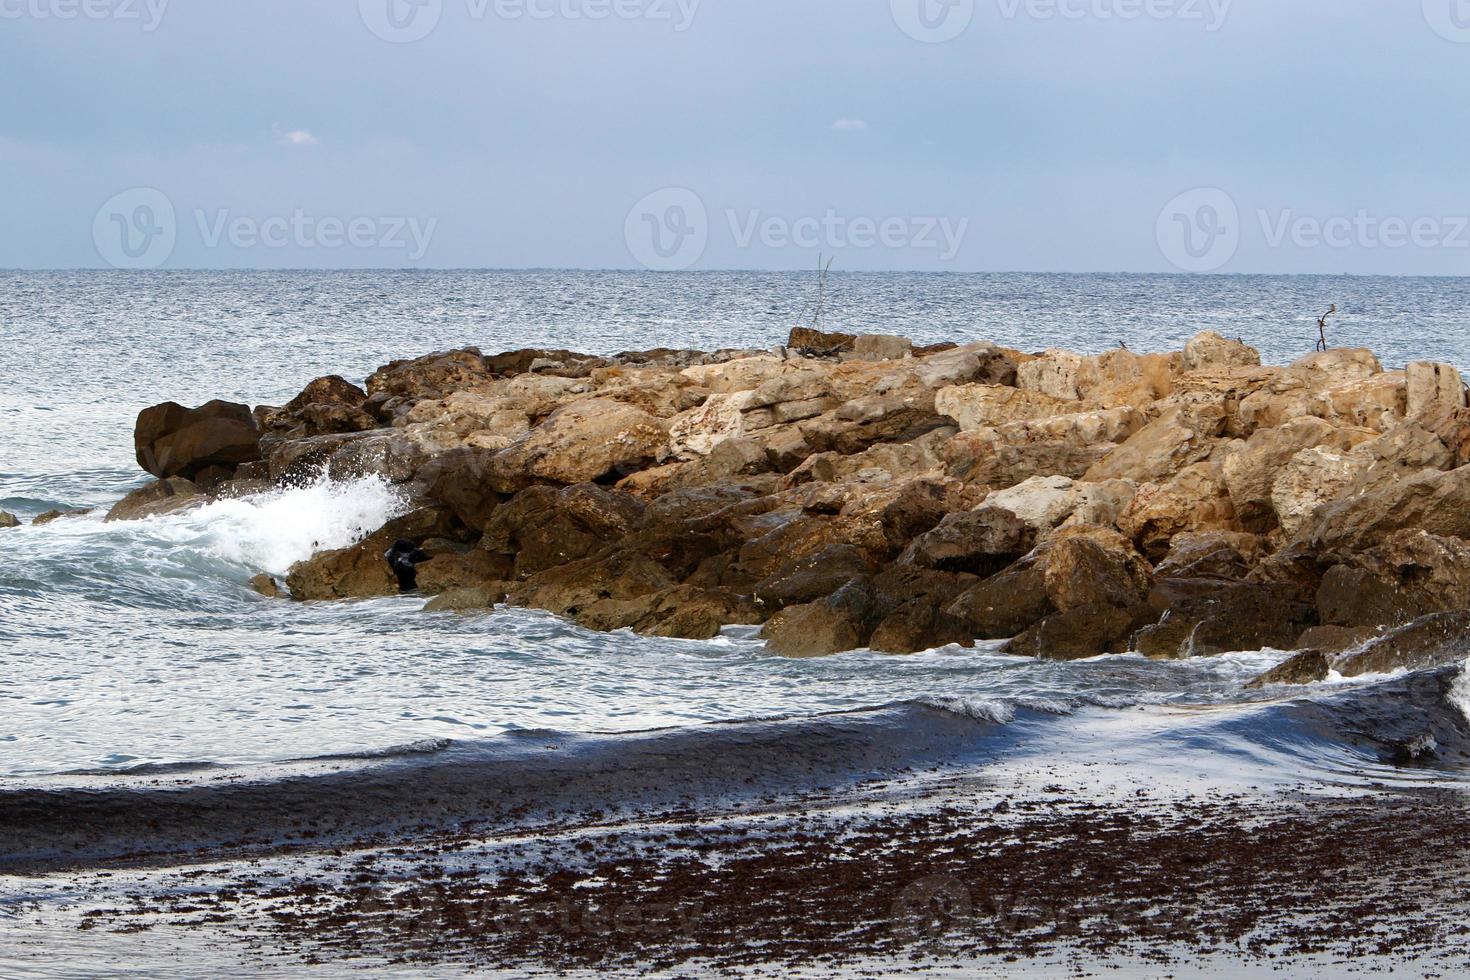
(31, 509, 91, 526)
(1181, 332, 1261, 373)
(1154, 531, 1264, 581)
(1342, 422, 1453, 497)
(1084, 403, 1225, 484)
(898, 507, 1033, 576)
(1270, 447, 1370, 539)
(134, 400, 262, 482)
(1333, 610, 1470, 678)
(415, 550, 514, 595)
(935, 385, 1076, 431)
(1117, 462, 1238, 560)
(105, 478, 204, 522)
(423, 585, 509, 613)
(285, 507, 461, 601)
(1132, 579, 1316, 659)
(944, 430, 1115, 487)
(1005, 603, 1145, 661)
(1040, 525, 1153, 612)
(0, 511, 17, 529)
(1244, 650, 1332, 689)
(248, 573, 284, 599)
(753, 543, 877, 608)
(1405, 361, 1465, 417)
(365, 348, 491, 410)
(576, 585, 763, 639)
(787, 327, 856, 355)
(760, 579, 886, 657)
(984, 476, 1084, 532)
(481, 484, 645, 578)
(869, 601, 976, 654)
(506, 550, 677, 620)
(263, 376, 376, 437)
(850, 334, 912, 361)
(1294, 625, 1379, 655)
(485, 398, 669, 491)
(1315, 530, 1470, 632)
(1305, 466, 1470, 554)
(1219, 417, 1347, 532)
(945, 554, 1053, 640)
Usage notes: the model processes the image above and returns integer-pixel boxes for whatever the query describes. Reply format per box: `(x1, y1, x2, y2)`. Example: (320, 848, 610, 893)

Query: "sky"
(2, 0, 1469, 273)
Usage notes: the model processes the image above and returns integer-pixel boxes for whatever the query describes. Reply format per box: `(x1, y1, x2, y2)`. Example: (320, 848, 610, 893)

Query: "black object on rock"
(385, 540, 430, 594)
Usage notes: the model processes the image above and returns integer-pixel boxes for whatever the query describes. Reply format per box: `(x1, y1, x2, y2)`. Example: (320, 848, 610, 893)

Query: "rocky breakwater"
(113, 330, 1470, 677)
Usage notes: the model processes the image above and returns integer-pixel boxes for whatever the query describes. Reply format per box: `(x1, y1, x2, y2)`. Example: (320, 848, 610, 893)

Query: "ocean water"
(2, 270, 1470, 781)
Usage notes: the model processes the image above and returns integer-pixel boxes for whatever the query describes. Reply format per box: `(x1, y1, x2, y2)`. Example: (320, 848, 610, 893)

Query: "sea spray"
(177, 474, 411, 577)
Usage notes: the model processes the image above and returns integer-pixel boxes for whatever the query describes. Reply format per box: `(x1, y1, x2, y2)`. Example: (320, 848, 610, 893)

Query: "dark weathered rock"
(1306, 466, 1470, 554)
(135, 400, 262, 481)
(787, 327, 856, 355)
(753, 543, 876, 609)
(249, 573, 284, 599)
(1041, 525, 1152, 612)
(899, 507, 1033, 576)
(1133, 578, 1316, 659)
(869, 600, 976, 655)
(760, 579, 885, 657)
(264, 376, 376, 438)
(946, 559, 1054, 640)
(482, 484, 645, 579)
(285, 507, 462, 601)
(365, 348, 490, 407)
(1333, 610, 1470, 678)
(1316, 530, 1470, 632)
(105, 478, 204, 522)
(422, 585, 509, 613)
(1294, 624, 1379, 654)
(1005, 603, 1146, 661)
(1154, 531, 1263, 581)
(30, 509, 92, 526)
(0, 511, 18, 529)
(415, 550, 514, 595)
(1245, 650, 1332, 689)
(506, 550, 677, 620)
(575, 585, 763, 639)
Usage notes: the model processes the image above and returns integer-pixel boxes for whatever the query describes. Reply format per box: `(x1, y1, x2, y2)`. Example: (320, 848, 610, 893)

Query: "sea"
(3, 271, 1470, 976)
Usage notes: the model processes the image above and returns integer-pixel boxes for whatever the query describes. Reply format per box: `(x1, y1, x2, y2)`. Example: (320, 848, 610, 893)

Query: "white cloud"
(273, 124, 319, 146)
(832, 119, 869, 132)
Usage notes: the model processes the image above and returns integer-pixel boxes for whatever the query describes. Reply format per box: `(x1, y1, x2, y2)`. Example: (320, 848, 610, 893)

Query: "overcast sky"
(3, 0, 1469, 273)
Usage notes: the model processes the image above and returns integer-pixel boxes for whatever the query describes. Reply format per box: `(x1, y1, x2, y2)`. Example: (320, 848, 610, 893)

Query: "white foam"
(1449, 661, 1470, 725)
(160, 475, 410, 577)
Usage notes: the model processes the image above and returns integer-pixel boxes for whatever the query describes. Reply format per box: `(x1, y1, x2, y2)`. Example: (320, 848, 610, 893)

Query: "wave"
(5, 666, 1470, 875)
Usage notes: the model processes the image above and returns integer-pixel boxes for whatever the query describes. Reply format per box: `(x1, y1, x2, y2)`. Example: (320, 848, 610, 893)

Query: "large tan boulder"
(1406, 362, 1466, 417)
(985, 476, 1084, 531)
(482, 483, 646, 578)
(898, 507, 1033, 576)
(760, 579, 885, 657)
(1040, 525, 1152, 612)
(262, 376, 376, 438)
(1270, 447, 1371, 538)
(1341, 421, 1454, 497)
(934, 385, 1075, 431)
(1015, 348, 1163, 404)
(485, 398, 669, 491)
(942, 429, 1120, 488)
(1219, 417, 1363, 532)
(365, 348, 491, 407)
(1084, 403, 1225, 484)
(1181, 332, 1261, 373)
(134, 400, 262, 484)
(1305, 465, 1470, 554)
(1117, 462, 1238, 559)
(1232, 351, 1404, 434)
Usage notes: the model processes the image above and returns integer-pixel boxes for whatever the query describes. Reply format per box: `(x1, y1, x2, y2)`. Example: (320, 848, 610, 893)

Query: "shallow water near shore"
(6, 270, 1470, 975)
